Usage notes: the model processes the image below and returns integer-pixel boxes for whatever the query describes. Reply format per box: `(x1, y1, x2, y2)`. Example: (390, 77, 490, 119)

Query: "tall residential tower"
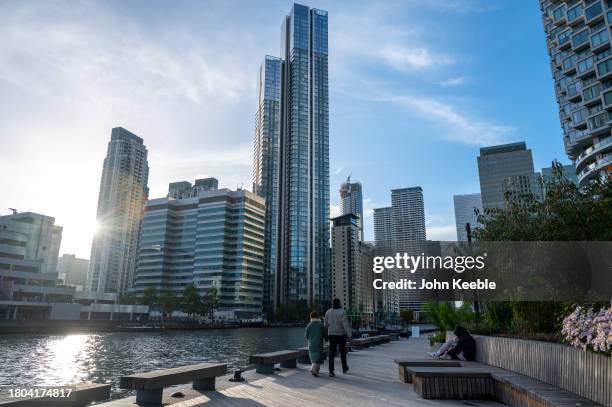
(87, 127, 149, 294)
(339, 176, 364, 241)
(253, 3, 330, 311)
(541, 0, 612, 185)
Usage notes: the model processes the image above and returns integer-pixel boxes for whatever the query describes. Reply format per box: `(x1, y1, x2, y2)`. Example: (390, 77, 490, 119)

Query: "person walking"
(324, 298, 352, 377)
(305, 311, 325, 377)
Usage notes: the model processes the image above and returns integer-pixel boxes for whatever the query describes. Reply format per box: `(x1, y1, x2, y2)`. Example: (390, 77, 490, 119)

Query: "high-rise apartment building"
(391, 187, 426, 241)
(57, 254, 89, 290)
(453, 193, 483, 241)
(373, 207, 393, 243)
(540, 0, 612, 186)
(168, 178, 219, 200)
(134, 182, 265, 319)
(477, 142, 541, 209)
(0, 211, 62, 274)
(88, 127, 149, 295)
(339, 176, 364, 241)
(252, 3, 330, 310)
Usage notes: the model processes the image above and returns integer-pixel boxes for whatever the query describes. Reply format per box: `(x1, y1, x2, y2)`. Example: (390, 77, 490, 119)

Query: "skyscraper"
(373, 207, 393, 243)
(57, 254, 89, 290)
(339, 176, 364, 241)
(87, 127, 149, 295)
(253, 56, 283, 314)
(134, 182, 265, 319)
(391, 187, 426, 241)
(453, 193, 483, 241)
(540, 1, 612, 186)
(253, 4, 330, 310)
(477, 142, 541, 209)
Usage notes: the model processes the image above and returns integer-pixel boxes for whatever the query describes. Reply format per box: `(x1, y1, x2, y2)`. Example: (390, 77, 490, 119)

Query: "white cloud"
(380, 46, 454, 72)
(427, 224, 457, 241)
(387, 94, 514, 145)
(330, 203, 342, 218)
(439, 76, 468, 87)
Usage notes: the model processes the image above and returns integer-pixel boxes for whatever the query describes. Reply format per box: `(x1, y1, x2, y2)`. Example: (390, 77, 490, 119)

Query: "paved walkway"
(98, 338, 502, 406)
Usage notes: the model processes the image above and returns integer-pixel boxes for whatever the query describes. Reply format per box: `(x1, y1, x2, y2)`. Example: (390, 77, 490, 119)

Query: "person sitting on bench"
(428, 326, 476, 361)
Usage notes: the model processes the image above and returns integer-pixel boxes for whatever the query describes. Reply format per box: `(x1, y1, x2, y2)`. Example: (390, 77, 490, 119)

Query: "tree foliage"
(139, 287, 158, 306)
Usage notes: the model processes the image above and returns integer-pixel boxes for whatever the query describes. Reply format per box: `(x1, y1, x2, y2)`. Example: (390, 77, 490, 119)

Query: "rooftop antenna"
(8, 208, 18, 214)
(237, 182, 243, 190)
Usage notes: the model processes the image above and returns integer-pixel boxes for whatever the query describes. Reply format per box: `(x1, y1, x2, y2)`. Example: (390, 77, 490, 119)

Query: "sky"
(0, 0, 566, 258)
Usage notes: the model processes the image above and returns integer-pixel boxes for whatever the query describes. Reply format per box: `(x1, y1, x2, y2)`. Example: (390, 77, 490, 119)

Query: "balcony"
(572, 29, 591, 51)
(578, 153, 612, 185)
(576, 136, 612, 169)
(552, 4, 567, 26)
(582, 83, 603, 105)
(586, 1, 604, 25)
(587, 110, 612, 135)
(568, 4, 585, 26)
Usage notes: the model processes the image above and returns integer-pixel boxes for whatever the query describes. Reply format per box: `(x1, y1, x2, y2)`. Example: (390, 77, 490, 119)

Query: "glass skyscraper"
(253, 3, 330, 311)
(541, 0, 612, 186)
(453, 193, 483, 241)
(88, 127, 149, 294)
(477, 142, 541, 209)
(134, 183, 266, 319)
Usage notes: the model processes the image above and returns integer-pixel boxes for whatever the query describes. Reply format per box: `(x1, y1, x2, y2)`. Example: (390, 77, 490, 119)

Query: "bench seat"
(250, 350, 301, 374)
(404, 364, 601, 406)
(394, 358, 462, 383)
(120, 362, 226, 405)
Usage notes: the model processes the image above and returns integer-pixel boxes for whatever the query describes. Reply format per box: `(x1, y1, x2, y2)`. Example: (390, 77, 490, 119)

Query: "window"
(568, 4, 584, 21)
(591, 29, 609, 48)
(603, 90, 612, 104)
(553, 4, 567, 21)
(584, 83, 603, 101)
(597, 57, 612, 76)
(559, 29, 572, 44)
(572, 29, 590, 47)
(586, 2, 603, 20)
(578, 57, 595, 73)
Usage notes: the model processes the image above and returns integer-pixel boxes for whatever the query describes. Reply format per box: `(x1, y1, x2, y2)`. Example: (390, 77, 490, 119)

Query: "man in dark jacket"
(429, 325, 476, 361)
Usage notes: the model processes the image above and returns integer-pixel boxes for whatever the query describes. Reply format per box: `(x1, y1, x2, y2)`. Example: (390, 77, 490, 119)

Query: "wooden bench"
(0, 383, 111, 407)
(405, 365, 601, 406)
(394, 359, 462, 383)
(119, 362, 226, 405)
(408, 367, 495, 400)
(491, 372, 601, 407)
(250, 350, 301, 374)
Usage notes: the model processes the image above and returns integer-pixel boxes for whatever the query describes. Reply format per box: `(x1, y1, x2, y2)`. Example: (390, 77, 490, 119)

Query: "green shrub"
(424, 301, 476, 332)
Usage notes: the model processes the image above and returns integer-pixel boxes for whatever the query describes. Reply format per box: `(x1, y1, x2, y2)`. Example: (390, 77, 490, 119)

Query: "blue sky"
(0, 0, 566, 257)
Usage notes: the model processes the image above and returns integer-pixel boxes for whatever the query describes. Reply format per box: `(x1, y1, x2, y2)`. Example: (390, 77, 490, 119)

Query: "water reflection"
(0, 328, 304, 398)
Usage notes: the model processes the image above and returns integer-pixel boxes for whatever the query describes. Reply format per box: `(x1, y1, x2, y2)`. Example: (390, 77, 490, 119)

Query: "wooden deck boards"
(97, 338, 502, 407)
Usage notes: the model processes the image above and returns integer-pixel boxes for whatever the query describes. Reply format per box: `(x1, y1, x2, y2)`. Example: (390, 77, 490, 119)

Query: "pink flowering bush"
(561, 303, 612, 356)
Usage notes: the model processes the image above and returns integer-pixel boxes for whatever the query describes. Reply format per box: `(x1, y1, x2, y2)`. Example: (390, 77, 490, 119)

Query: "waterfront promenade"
(98, 338, 502, 407)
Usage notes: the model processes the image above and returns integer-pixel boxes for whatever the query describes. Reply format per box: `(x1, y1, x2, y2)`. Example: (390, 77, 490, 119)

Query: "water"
(0, 327, 305, 398)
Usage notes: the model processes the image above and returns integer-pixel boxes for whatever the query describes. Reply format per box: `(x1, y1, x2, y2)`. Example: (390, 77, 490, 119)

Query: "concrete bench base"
(250, 350, 301, 375)
(120, 362, 226, 406)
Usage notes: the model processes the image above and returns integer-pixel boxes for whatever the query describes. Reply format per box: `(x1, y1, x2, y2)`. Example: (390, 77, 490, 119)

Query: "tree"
(159, 290, 179, 317)
(139, 287, 158, 306)
(181, 284, 202, 317)
(472, 164, 611, 335)
(119, 293, 137, 305)
(474, 162, 611, 241)
(201, 287, 219, 319)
